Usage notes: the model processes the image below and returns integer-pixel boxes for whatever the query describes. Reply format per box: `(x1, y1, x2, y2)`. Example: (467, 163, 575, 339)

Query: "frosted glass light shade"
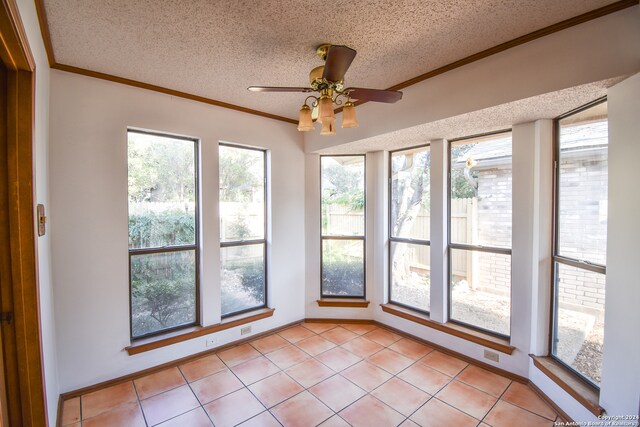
(320, 117, 336, 136)
(297, 105, 314, 131)
(342, 102, 358, 128)
(319, 95, 335, 121)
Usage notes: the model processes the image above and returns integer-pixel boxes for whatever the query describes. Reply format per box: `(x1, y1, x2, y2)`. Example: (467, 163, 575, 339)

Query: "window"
(389, 145, 431, 313)
(551, 99, 607, 387)
(321, 155, 366, 298)
(219, 144, 267, 317)
(128, 130, 198, 339)
(448, 131, 512, 337)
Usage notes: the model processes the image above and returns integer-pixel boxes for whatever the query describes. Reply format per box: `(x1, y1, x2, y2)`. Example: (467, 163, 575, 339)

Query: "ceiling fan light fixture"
(318, 94, 335, 121)
(320, 117, 336, 136)
(297, 105, 314, 131)
(342, 101, 358, 128)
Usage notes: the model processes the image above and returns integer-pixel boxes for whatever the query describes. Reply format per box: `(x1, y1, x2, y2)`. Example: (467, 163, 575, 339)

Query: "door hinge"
(0, 312, 13, 324)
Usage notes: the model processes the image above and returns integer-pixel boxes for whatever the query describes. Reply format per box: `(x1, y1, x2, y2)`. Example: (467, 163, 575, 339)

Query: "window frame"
(127, 129, 200, 341)
(388, 143, 432, 314)
(320, 154, 367, 299)
(447, 129, 513, 340)
(549, 97, 607, 389)
(219, 142, 269, 319)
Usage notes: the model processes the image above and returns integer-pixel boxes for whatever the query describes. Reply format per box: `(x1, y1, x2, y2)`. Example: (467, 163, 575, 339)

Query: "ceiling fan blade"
(322, 45, 357, 82)
(247, 86, 314, 93)
(346, 88, 403, 103)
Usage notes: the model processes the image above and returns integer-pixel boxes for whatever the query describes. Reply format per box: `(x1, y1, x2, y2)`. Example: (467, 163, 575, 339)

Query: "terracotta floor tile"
(278, 325, 316, 343)
(341, 361, 393, 392)
(485, 400, 555, 427)
(340, 336, 384, 358)
(61, 397, 80, 425)
(156, 407, 213, 426)
(410, 398, 479, 427)
(82, 402, 146, 427)
(140, 384, 200, 426)
(309, 374, 366, 412)
(230, 356, 281, 385)
(237, 411, 281, 427)
(363, 328, 402, 346)
(388, 338, 434, 360)
(190, 369, 244, 404)
(420, 351, 468, 377)
(265, 345, 310, 369)
(303, 322, 339, 334)
(397, 362, 452, 395)
(319, 415, 351, 427)
(367, 348, 414, 374)
(502, 382, 557, 421)
(341, 323, 378, 335)
(179, 354, 226, 382)
(457, 365, 511, 397)
(315, 346, 362, 371)
(320, 326, 359, 344)
(217, 343, 261, 367)
(371, 377, 431, 416)
(134, 367, 186, 400)
(286, 358, 335, 388)
(270, 390, 333, 427)
(249, 334, 290, 354)
(296, 335, 337, 356)
(81, 381, 138, 419)
(203, 388, 265, 427)
(435, 379, 497, 419)
(248, 371, 304, 408)
(399, 419, 421, 427)
(339, 395, 405, 427)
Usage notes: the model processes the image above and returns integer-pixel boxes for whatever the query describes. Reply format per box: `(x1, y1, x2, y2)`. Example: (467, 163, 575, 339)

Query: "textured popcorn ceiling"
(316, 78, 622, 154)
(43, 0, 615, 120)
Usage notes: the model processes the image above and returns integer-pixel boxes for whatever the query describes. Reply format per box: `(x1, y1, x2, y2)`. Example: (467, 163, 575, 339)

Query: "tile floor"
(60, 323, 561, 427)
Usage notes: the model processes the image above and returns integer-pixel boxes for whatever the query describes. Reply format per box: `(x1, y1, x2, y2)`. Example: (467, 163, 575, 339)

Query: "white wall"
(306, 6, 640, 154)
(15, 0, 60, 424)
(600, 73, 640, 417)
(49, 71, 306, 392)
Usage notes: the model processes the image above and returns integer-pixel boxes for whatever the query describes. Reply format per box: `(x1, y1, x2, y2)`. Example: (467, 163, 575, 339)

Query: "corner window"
(448, 131, 512, 337)
(321, 155, 366, 298)
(389, 145, 431, 313)
(127, 130, 199, 339)
(551, 99, 607, 387)
(219, 144, 267, 317)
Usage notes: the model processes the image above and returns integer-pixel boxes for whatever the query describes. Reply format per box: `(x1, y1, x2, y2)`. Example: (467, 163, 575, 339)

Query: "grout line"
(131, 380, 150, 427)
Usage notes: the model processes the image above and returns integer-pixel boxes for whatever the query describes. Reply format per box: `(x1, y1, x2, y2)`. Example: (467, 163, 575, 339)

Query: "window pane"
(552, 262, 605, 385)
(390, 242, 430, 312)
(557, 102, 608, 265)
(219, 146, 265, 242)
(128, 132, 196, 249)
(450, 248, 511, 336)
(221, 244, 266, 316)
(450, 133, 512, 248)
(321, 156, 365, 236)
(322, 239, 364, 297)
(131, 250, 196, 338)
(391, 147, 430, 240)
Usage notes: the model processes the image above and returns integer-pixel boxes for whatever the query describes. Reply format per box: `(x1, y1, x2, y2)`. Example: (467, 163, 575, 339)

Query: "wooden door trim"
(1, 0, 48, 425)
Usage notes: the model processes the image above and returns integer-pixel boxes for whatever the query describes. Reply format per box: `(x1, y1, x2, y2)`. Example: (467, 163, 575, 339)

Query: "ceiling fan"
(248, 44, 403, 135)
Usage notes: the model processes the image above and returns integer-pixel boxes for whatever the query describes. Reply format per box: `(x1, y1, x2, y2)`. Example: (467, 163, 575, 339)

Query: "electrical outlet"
(205, 337, 218, 348)
(484, 350, 499, 363)
(241, 326, 252, 335)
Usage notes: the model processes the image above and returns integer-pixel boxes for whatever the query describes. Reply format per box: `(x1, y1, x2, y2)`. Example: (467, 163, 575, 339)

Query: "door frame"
(0, 0, 48, 425)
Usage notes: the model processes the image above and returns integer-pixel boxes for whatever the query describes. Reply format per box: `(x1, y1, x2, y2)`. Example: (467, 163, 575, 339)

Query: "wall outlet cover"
(484, 349, 499, 363)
